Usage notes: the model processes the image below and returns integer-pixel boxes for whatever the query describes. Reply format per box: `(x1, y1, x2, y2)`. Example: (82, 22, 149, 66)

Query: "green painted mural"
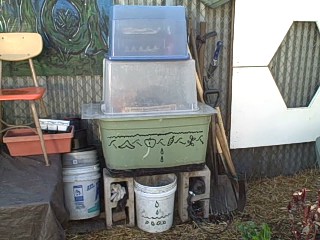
(0, 0, 112, 76)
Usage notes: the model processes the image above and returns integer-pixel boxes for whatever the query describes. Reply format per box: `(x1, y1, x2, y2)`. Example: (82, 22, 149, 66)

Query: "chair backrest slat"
(0, 33, 43, 61)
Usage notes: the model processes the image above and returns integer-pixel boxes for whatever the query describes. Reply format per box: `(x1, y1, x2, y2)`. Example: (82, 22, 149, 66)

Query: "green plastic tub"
(82, 102, 215, 170)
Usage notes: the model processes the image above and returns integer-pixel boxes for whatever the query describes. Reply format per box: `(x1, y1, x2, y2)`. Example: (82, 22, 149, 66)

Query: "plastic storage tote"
(82, 102, 215, 170)
(102, 59, 198, 114)
(108, 5, 189, 61)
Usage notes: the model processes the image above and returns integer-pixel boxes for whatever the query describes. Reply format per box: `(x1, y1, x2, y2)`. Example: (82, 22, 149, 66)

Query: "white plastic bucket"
(63, 164, 101, 220)
(134, 173, 177, 233)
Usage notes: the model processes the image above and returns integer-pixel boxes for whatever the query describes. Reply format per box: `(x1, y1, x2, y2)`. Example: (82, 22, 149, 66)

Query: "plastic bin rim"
(82, 102, 216, 120)
(110, 5, 186, 20)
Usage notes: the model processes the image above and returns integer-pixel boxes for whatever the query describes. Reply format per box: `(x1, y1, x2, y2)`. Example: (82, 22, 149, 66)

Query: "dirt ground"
(66, 168, 320, 240)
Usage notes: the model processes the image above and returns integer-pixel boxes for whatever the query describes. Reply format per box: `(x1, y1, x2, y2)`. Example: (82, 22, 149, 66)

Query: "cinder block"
(103, 168, 135, 228)
(177, 165, 211, 222)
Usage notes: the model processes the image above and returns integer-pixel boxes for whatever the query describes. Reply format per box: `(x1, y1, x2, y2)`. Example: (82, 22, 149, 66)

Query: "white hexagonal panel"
(230, 0, 320, 149)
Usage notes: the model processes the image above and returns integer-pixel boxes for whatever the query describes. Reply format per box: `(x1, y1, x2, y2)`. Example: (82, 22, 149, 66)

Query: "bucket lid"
(134, 173, 177, 194)
(62, 158, 99, 167)
(68, 145, 96, 152)
(62, 163, 100, 175)
(62, 149, 97, 161)
(63, 172, 101, 182)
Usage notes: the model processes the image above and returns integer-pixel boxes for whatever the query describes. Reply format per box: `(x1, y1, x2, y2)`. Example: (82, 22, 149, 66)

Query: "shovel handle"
(196, 72, 205, 103)
(216, 125, 237, 178)
(216, 107, 232, 159)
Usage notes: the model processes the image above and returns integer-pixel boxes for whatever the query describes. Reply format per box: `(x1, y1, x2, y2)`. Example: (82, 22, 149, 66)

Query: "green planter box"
(82, 102, 215, 170)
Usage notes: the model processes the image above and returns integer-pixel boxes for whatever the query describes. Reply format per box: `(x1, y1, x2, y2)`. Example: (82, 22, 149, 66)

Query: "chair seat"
(0, 87, 45, 101)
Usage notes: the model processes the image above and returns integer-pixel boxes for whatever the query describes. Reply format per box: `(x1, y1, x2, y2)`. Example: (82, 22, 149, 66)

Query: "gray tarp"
(0, 149, 69, 240)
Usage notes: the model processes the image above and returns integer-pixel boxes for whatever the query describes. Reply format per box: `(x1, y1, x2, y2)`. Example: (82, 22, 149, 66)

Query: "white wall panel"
(231, 0, 320, 149)
(230, 67, 320, 148)
(233, 0, 320, 67)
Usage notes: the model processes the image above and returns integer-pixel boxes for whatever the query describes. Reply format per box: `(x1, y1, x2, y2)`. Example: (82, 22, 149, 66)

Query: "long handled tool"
(207, 41, 223, 79)
(189, 25, 246, 214)
(194, 63, 240, 215)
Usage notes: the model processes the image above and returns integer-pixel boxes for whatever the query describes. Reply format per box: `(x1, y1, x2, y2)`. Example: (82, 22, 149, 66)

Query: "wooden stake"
(216, 125, 237, 178)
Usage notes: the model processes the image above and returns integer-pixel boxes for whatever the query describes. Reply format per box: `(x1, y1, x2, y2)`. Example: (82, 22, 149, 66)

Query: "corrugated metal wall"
(2, 0, 317, 178)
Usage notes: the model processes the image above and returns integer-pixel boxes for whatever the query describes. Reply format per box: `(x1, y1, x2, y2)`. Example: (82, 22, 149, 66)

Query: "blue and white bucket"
(63, 164, 101, 220)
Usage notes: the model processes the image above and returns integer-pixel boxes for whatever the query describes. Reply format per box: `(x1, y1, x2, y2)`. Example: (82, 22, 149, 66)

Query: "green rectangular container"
(95, 103, 215, 170)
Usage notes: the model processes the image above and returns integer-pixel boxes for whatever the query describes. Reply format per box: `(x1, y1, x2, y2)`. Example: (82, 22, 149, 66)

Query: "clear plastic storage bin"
(102, 59, 198, 114)
(108, 5, 189, 61)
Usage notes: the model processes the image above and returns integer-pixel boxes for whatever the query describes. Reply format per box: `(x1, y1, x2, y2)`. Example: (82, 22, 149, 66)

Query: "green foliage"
(238, 221, 272, 240)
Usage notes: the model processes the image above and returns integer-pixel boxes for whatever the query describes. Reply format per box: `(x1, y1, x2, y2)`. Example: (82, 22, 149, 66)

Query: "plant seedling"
(238, 221, 272, 240)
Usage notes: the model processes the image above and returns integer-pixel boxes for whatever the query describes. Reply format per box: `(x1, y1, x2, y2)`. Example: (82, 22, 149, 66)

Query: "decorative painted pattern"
(0, 0, 112, 76)
(106, 131, 205, 150)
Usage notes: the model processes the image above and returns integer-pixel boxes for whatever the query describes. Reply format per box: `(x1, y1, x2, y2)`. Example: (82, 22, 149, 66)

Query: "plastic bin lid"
(110, 5, 186, 20)
(81, 102, 216, 120)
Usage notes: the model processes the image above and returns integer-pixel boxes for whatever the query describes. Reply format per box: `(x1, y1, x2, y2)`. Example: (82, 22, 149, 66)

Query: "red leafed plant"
(288, 188, 320, 240)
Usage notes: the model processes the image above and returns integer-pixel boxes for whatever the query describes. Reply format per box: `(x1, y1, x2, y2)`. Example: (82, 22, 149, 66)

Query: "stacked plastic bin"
(82, 5, 215, 173)
(103, 5, 196, 115)
(81, 5, 216, 230)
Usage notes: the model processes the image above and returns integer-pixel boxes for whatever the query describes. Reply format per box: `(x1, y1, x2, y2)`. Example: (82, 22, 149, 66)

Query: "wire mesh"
(269, 21, 320, 108)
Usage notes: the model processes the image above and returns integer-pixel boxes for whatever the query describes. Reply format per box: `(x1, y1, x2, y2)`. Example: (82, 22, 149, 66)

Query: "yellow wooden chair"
(0, 32, 49, 166)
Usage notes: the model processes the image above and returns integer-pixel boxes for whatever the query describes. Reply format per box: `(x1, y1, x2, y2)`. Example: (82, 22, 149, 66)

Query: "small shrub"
(238, 221, 272, 240)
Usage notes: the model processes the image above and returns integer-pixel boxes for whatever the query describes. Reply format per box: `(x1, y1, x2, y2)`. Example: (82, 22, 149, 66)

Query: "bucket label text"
(87, 183, 95, 191)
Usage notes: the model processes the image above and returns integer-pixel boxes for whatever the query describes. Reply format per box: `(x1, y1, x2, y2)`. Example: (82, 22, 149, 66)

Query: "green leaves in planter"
(238, 221, 272, 240)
